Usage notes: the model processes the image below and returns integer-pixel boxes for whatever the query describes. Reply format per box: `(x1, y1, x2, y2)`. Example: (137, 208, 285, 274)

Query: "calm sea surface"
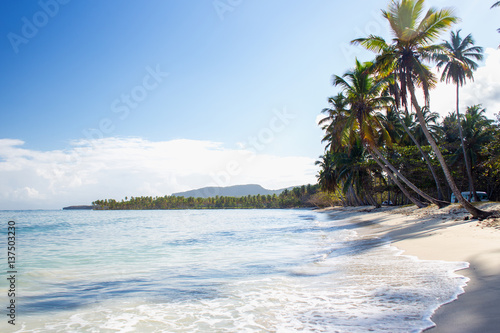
(0, 209, 467, 332)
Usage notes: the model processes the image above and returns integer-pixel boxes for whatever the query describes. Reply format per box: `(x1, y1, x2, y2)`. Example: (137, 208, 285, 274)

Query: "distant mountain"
(171, 184, 296, 198)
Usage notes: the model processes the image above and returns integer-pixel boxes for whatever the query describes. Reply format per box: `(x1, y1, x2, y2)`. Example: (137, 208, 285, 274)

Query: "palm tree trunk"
(409, 83, 492, 219)
(368, 147, 426, 208)
(397, 110, 446, 200)
(369, 143, 446, 207)
(348, 185, 361, 206)
(456, 83, 479, 202)
(366, 193, 380, 208)
(388, 177, 392, 204)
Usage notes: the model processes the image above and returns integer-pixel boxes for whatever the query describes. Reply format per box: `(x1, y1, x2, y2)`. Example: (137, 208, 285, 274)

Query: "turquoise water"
(0, 209, 467, 332)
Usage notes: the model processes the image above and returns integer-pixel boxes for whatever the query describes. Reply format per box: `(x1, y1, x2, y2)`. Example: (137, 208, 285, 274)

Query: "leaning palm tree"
(408, 107, 447, 199)
(435, 30, 483, 201)
(379, 104, 446, 200)
(334, 59, 441, 208)
(380, 75, 446, 200)
(353, 0, 492, 219)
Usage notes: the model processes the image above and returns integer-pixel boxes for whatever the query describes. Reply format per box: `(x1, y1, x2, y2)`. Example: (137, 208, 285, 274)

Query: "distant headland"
(62, 205, 95, 210)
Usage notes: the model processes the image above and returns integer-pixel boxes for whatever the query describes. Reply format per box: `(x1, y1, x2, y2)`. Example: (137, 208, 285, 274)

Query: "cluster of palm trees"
(317, 0, 497, 219)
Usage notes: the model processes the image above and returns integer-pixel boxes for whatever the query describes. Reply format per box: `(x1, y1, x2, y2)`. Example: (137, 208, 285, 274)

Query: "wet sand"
(321, 203, 500, 333)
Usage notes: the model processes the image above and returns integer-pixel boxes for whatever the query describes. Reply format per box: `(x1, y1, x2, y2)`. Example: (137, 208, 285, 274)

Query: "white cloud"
(0, 137, 318, 209)
(430, 48, 500, 119)
(13, 187, 44, 200)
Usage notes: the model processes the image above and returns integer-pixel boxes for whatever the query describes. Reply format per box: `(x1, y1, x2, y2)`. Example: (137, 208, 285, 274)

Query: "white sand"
(322, 203, 500, 333)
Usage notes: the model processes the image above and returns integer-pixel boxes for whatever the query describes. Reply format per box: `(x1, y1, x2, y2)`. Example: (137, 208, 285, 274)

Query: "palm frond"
(417, 7, 458, 45)
(351, 35, 390, 53)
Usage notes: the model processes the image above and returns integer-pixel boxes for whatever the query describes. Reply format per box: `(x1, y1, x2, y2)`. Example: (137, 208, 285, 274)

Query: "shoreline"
(321, 203, 500, 333)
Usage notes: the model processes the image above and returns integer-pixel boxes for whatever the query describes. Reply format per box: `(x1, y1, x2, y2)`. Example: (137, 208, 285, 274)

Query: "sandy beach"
(322, 203, 500, 333)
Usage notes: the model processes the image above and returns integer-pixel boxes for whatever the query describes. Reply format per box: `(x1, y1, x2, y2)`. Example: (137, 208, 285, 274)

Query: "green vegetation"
(317, 0, 499, 218)
(93, 185, 324, 210)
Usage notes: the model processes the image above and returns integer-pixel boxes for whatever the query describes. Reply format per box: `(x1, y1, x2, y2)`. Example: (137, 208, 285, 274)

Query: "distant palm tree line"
(317, 0, 500, 219)
(93, 185, 322, 210)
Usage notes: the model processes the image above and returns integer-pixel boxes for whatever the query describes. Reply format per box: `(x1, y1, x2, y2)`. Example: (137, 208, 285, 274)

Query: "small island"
(62, 205, 95, 210)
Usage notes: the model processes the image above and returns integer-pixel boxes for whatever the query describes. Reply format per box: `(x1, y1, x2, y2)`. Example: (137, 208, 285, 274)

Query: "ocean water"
(0, 209, 468, 332)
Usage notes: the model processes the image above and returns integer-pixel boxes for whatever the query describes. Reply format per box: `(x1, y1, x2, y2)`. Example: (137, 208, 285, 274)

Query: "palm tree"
(481, 114, 500, 185)
(333, 59, 435, 208)
(379, 106, 405, 143)
(316, 152, 337, 193)
(319, 93, 348, 128)
(461, 105, 494, 171)
(412, 107, 444, 145)
(339, 142, 375, 204)
(448, 105, 495, 194)
(435, 30, 483, 201)
(319, 141, 378, 206)
(319, 93, 349, 152)
(353, 0, 492, 219)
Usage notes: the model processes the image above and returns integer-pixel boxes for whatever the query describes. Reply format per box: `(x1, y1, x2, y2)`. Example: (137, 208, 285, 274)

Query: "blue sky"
(1, 0, 499, 209)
